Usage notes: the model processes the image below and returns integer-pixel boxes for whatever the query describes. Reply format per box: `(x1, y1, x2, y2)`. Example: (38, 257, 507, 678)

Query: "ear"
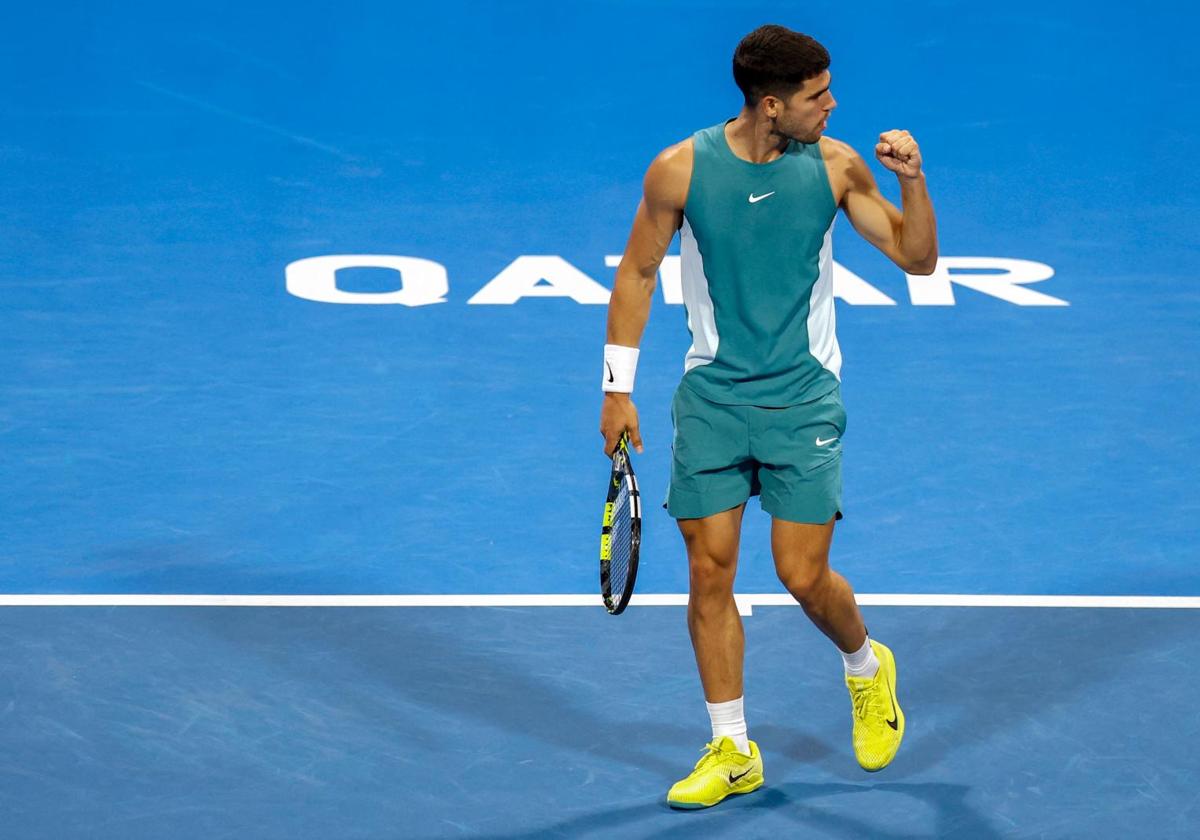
(760, 95, 781, 118)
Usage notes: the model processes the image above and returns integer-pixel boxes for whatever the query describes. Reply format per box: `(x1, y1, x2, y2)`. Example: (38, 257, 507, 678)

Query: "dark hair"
(732, 25, 830, 106)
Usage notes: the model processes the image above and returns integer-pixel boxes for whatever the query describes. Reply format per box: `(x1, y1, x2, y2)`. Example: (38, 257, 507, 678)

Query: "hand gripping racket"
(600, 431, 641, 615)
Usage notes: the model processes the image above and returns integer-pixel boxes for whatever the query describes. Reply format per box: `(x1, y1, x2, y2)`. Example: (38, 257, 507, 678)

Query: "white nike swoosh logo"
(815, 437, 838, 446)
(748, 191, 775, 204)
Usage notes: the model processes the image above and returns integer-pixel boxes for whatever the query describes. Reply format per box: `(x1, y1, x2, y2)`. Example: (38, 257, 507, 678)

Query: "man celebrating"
(599, 24, 938, 808)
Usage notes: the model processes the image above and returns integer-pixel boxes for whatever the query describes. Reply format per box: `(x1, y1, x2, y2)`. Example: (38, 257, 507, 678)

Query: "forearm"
(605, 267, 656, 347)
(897, 174, 938, 273)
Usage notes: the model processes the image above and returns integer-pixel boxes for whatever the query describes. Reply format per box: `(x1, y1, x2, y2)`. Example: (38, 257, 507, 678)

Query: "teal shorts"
(663, 381, 846, 523)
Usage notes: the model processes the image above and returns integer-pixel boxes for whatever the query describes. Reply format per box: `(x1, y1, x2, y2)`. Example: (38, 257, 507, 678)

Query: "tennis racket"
(600, 430, 641, 615)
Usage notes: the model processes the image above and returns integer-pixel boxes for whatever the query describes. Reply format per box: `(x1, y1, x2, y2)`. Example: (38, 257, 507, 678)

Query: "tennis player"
(599, 24, 938, 808)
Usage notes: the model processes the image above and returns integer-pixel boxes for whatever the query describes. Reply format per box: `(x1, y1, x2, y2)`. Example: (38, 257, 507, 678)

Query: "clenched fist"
(876, 129, 923, 179)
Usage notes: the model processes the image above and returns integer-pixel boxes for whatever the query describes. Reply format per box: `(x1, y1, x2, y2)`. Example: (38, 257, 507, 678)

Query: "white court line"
(0, 593, 1198, 616)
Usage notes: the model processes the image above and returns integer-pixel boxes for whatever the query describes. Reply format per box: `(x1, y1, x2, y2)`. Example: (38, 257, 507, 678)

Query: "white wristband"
(602, 344, 639, 393)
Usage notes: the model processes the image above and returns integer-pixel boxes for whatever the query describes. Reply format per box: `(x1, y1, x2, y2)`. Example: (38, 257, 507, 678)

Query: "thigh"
(677, 502, 748, 572)
(664, 383, 754, 520)
(771, 515, 836, 580)
(750, 385, 846, 524)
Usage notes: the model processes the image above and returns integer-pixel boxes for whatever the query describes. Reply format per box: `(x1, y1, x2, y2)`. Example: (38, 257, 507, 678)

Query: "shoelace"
(692, 739, 730, 771)
(849, 679, 886, 724)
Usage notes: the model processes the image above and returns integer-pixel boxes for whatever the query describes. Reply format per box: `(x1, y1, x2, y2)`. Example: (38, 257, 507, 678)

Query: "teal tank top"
(678, 119, 841, 407)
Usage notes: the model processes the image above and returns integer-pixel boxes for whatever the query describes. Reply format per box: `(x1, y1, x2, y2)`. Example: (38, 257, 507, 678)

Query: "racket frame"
(600, 432, 642, 615)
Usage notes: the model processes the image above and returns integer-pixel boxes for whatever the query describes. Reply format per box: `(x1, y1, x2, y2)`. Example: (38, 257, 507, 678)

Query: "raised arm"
(600, 141, 692, 456)
(835, 131, 938, 275)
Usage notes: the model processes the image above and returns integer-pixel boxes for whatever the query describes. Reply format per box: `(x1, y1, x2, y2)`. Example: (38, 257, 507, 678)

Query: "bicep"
(839, 154, 906, 264)
(618, 150, 688, 281)
(621, 196, 681, 279)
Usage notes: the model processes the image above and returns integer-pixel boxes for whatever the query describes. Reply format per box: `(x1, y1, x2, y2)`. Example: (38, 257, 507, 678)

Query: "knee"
(688, 552, 736, 600)
(775, 554, 829, 602)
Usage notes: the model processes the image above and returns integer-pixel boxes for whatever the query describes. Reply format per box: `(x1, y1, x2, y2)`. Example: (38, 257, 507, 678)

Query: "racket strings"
(607, 480, 634, 594)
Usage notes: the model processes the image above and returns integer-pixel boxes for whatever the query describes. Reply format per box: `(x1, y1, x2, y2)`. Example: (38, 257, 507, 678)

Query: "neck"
(725, 109, 794, 163)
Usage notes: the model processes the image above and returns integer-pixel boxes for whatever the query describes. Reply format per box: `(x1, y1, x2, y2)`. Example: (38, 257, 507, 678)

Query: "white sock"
(705, 697, 750, 755)
(842, 636, 879, 678)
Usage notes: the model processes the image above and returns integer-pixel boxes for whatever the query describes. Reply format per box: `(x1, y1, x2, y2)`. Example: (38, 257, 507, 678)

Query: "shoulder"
(819, 135, 867, 172)
(819, 135, 876, 197)
(818, 135, 854, 158)
(643, 138, 694, 208)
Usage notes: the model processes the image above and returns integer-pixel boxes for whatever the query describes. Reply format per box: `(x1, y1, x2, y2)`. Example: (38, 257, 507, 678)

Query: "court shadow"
(755, 781, 1005, 840)
(750, 722, 837, 765)
(471, 779, 1001, 839)
(183, 606, 695, 778)
(867, 606, 1172, 776)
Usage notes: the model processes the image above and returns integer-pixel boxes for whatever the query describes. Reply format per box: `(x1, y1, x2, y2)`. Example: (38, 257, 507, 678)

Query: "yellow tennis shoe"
(666, 736, 764, 809)
(845, 640, 905, 771)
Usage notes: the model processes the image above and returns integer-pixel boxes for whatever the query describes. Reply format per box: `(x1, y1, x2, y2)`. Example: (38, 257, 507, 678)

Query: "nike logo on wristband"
(606, 362, 614, 383)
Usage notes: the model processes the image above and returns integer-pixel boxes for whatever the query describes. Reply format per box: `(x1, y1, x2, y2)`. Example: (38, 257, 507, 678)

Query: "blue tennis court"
(1, 1, 1197, 837)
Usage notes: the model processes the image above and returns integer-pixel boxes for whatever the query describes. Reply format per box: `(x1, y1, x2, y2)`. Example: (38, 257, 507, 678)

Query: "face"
(762, 70, 836, 144)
